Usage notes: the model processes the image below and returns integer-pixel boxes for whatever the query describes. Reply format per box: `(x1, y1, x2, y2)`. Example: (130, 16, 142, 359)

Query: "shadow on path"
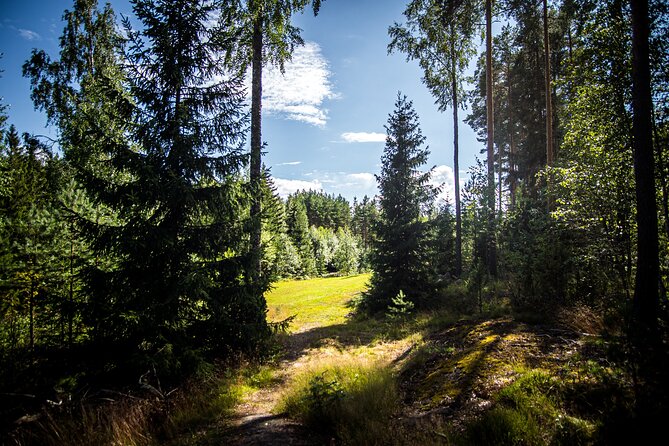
(216, 414, 331, 446)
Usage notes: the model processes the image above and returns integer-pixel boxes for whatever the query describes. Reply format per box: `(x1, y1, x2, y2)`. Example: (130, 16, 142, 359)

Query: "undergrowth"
(9, 361, 279, 446)
(277, 357, 398, 445)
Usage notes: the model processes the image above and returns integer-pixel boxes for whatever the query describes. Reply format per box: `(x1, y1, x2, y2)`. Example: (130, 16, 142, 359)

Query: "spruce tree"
(101, 0, 268, 354)
(365, 94, 438, 313)
(26, 0, 270, 360)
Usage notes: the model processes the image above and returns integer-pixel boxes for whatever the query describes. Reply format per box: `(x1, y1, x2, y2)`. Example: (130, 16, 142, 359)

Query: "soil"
(196, 327, 337, 446)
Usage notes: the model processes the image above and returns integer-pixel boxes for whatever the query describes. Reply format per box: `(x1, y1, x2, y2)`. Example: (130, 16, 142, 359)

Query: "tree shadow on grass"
(276, 311, 456, 363)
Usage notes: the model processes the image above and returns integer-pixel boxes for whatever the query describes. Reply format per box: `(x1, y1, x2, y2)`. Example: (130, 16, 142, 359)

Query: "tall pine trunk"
(543, 0, 554, 210)
(485, 0, 497, 276)
(508, 60, 516, 209)
(451, 43, 462, 278)
(250, 13, 263, 282)
(631, 0, 659, 329)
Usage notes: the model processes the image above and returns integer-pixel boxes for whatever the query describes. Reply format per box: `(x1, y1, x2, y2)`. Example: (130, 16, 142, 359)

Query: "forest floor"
(172, 275, 628, 445)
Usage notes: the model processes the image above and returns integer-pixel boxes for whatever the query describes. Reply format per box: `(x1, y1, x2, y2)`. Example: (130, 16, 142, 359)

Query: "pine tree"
(364, 94, 438, 313)
(23, 0, 128, 346)
(220, 0, 323, 283)
(485, 0, 497, 276)
(26, 0, 270, 361)
(0, 129, 72, 354)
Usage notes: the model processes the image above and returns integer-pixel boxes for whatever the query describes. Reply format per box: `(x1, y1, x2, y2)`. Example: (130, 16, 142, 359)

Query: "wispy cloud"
(276, 161, 302, 166)
(340, 132, 386, 143)
(430, 165, 456, 205)
(18, 28, 40, 41)
(261, 41, 337, 126)
(273, 177, 323, 197)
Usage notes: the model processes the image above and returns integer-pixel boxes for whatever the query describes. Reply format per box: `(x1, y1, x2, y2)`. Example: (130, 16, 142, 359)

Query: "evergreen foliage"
(364, 93, 438, 312)
(389, 0, 479, 279)
(18, 0, 272, 379)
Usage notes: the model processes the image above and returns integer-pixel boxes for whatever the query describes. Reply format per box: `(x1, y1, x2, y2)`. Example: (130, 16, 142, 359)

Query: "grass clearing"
(266, 273, 371, 332)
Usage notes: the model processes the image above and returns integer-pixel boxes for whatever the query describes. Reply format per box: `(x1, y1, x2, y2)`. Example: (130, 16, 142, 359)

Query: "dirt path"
(212, 328, 338, 446)
(210, 320, 415, 446)
(188, 315, 598, 445)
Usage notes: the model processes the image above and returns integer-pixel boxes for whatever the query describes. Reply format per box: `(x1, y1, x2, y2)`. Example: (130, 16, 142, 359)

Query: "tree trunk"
(485, 0, 497, 276)
(451, 46, 462, 278)
(508, 60, 516, 209)
(498, 145, 502, 214)
(652, 113, 669, 241)
(631, 0, 659, 329)
(29, 276, 35, 353)
(69, 236, 74, 347)
(543, 0, 554, 210)
(250, 12, 263, 282)
(567, 25, 573, 64)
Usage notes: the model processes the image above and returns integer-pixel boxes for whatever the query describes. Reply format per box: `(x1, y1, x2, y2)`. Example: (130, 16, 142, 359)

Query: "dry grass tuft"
(557, 304, 606, 335)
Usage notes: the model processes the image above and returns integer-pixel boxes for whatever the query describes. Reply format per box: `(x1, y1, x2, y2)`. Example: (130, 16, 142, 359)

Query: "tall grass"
(463, 370, 597, 446)
(11, 398, 155, 446)
(277, 356, 398, 445)
(9, 362, 278, 446)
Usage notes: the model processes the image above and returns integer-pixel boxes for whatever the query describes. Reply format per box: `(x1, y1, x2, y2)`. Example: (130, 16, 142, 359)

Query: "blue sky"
(0, 0, 484, 203)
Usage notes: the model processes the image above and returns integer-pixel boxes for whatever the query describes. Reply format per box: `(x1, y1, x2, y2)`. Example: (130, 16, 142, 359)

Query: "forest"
(1, 0, 668, 444)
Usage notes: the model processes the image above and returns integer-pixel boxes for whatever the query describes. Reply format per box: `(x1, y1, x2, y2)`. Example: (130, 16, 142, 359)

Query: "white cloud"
(261, 41, 337, 126)
(430, 165, 456, 205)
(273, 167, 458, 205)
(276, 161, 302, 166)
(272, 171, 377, 202)
(18, 29, 40, 41)
(273, 177, 323, 197)
(347, 172, 376, 189)
(340, 132, 386, 143)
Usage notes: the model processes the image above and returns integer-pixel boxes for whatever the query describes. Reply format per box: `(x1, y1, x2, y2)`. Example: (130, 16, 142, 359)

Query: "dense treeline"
(265, 188, 379, 279)
(360, 0, 669, 427)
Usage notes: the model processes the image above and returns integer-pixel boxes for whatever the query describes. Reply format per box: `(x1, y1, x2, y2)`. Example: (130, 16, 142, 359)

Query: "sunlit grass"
(276, 355, 399, 444)
(266, 273, 371, 331)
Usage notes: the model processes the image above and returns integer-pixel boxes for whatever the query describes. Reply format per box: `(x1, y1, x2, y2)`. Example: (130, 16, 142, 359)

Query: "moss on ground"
(398, 317, 634, 445)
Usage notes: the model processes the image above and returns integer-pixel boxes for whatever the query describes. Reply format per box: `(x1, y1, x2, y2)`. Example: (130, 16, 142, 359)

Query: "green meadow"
(266, 273, 371, 331)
